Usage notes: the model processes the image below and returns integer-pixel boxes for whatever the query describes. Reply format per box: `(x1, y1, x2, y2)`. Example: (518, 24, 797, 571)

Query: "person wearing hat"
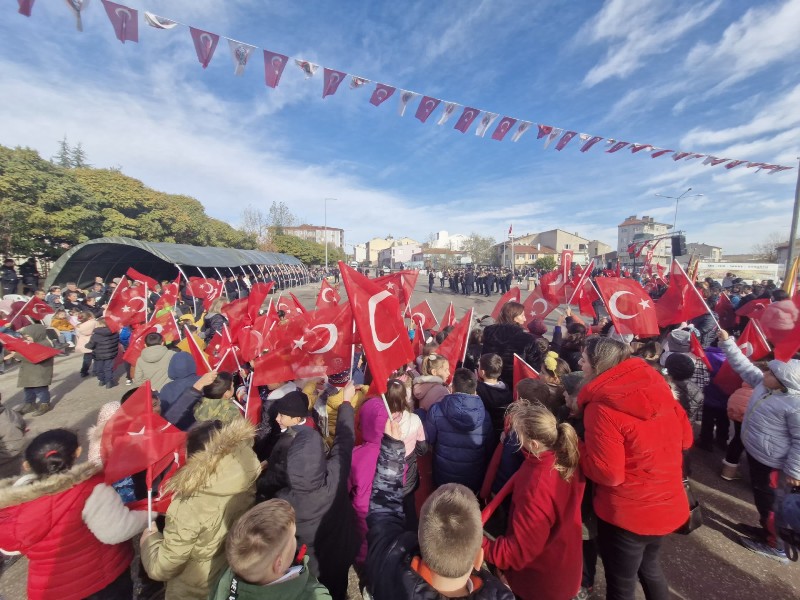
(257, 391, 309, 501)
(718, 328, 800, 562)
(665, 353, 703, 423)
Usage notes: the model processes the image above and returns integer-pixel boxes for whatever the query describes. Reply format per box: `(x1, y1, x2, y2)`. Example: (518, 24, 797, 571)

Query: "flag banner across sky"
(13, 1, 793, 175)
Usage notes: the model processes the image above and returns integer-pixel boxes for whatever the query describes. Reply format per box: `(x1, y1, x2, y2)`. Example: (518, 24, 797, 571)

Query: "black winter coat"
(276, 404, 357, 600)
(85, 326, 119, 360)
(481, 324, 539, 388)
(366, 436, 514, 600)
(477, 381, 513, 438)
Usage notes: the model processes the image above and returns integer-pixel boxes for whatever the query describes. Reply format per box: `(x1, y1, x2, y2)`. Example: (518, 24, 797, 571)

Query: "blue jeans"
(24, 386, 51, 405)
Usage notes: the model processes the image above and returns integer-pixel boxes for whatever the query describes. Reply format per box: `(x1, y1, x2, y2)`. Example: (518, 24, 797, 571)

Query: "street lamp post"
(655, 187, 703, 230)
(324, 197, 336, 271)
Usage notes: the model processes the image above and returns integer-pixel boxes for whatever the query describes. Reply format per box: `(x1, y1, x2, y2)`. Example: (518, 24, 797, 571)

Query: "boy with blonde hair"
(210, 499, 330, 599)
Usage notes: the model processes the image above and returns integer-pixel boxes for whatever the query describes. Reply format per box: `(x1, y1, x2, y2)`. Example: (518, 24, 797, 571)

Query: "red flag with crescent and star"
(374, 271, 419, 314)
(735, 320, 771, 362)
(539, 270, 567, 304)
(595, 278, 659, 338)
(408, 300, 438, 331)
(187, 277, 224, 311)
(316, 279, 341, 309)
(252, 302, 354, 386)
(439, 302, 456, 331)
(122, 313, 180, 365)
(105, 277, 147, 333)
(654, 260, 709, 328)
(437, 309, 473, 384)
(490, 287, 521, 321)
(0, 332, 61, 364)
(521, 287, 558, 325)
(338, 262, 414, 395)
(20, 297, 55, 321)
(513, 354, 540, 400)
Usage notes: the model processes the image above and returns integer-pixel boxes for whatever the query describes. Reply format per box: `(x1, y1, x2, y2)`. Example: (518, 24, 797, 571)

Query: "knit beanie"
(275, 391, 309, 418)
(667, 329, 692, 353)
(665, 353, 696, 381)
(527, 318, 547, 336)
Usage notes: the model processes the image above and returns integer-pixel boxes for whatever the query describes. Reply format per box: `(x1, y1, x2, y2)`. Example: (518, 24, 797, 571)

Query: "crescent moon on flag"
(277, 302, 291, 312)
(548, 273, 564, 287)
(126, 297, 146, 313)
(309, 324, 337, 354)
(412, 312, 427, 326)
(368, 290, 399, 351)
(31, 304, 47, 317)
(739, 342, 753, 357)
(251, 330, 263, 349)
(115, 8, 132, 21)
(608, 291, 637, 320)
(199, 282, 214, 295)
(530, 298, 548, 316)
(321, 287, 335, 303)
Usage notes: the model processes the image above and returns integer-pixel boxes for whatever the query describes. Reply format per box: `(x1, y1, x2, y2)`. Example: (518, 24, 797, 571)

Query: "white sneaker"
(125, 379, 133, 386)
(67, 341, 75, 348)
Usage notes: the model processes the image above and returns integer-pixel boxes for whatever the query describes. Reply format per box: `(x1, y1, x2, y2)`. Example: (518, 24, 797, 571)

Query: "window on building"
(563, 243, 571, 250)
(579, 244, 587, 250)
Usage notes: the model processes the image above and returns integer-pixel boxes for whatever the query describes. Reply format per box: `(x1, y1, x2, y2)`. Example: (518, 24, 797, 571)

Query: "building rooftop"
(618, 215, 672, 228)
(283, 224, 344, 232)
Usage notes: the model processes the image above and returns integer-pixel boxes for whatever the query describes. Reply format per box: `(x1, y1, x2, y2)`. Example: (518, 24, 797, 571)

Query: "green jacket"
(141, 419, 260, 600)
(209, 556, 330, 600)
(16, 324, 54, 389)
(193, 396, 242, 425)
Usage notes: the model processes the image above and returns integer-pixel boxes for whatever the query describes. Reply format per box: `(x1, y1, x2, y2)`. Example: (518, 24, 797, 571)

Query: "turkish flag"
(561, 250, 574, 282)
(689, 332, 713, 371)
(715, 293, 737, 330)
(187, 277, 224, 311)
(522, 287, 558, 324)
(20, 297, 55, 321)
(247, 282, 273, 321)
(184, 326, 212, 375)
(101, 381, 187, 485)
(274, 294, 306, 317)
(126, 267, 158, 289)
(263, 50, 289, 88)
(437, 309, 473, 384)
(408, 300, 438, 331)
(101, 0, 138, 43)
(122, 313, 180, 365)
(338, 262, 414, 394)
(513, 354, 539, 400)
(154, 275, 181, 314)
(595, 278, 659, 338)
(539, 270, 567, 304)
(735, 298, 770, 319)
(415, 96, 441, 123)
(412, 316, 426, 359)
(322, 68, 347, 98)
(573, 279, 600, 319)
(221, 298, 249, 335)
(0, 332, 61, 363)
(190, 27, 219, 69)
(490, 287, 522, 321)
(18, 0, 35, 16)
(453, 107, 480, 133)
(757, 299, 800, 361)
(252, 302, 354, 385)
(316, 279, 341, 309)
(735, 320, 771, 361)
(369, 83, 396, 106)
(243, 374, 261, 427)
(491, 117, 517, 141)
(654, 260, 709, 327)
(374, 271, 419, 314)
(440, 302, 456, 331)
(104, 278, 147, 333)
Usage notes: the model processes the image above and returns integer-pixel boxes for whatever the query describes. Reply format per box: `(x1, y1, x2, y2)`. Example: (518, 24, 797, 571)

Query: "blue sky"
(1, 0, 798, 254)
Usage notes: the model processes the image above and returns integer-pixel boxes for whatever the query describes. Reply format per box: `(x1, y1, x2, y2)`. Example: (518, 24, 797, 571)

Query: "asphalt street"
(1, 277, 798, 599)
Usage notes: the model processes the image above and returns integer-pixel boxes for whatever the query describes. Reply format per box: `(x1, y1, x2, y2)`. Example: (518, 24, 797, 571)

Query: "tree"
(70, 143, 89, 168)
(53, 136, 72, 168)
(267, 201, 297, 234)
(461, 232, 496, 265)
(534, 256, 557, 271)
(752, 231, 786, 262)
(241, 205, 273, 250)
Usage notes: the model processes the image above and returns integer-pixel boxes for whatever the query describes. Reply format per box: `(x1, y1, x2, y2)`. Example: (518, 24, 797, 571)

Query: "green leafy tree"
(461, 232, 497, 265)
(53, 136, 72, 168)
(534, 256, 557, 271)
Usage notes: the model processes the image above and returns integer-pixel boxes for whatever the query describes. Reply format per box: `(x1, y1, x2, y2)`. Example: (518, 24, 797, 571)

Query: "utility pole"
(785, 159, 800, 279)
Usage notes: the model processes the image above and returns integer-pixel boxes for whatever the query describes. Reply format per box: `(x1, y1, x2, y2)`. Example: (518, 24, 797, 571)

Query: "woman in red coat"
(483, 402, 586, 600)
(578, 337, 692, 600)
(0, 428, 149, 600)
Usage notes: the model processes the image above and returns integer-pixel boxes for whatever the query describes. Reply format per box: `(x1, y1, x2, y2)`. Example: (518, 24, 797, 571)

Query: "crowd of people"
(0, 260, 798, 600)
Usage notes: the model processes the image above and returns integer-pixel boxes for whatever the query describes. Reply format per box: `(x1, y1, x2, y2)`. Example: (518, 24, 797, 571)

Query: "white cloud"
(579, 0, 720, 87)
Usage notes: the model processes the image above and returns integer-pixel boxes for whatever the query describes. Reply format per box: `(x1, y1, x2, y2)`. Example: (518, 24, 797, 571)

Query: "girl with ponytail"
(482, 402, 585, 600)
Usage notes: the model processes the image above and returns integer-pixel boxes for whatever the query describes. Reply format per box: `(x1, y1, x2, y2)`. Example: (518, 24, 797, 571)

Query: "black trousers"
(699, 403, 728, 447)
(725, 421, 744, 465)
(746, 453, 781, 549)
(83, 568, 133, 599)
(95, 358, 114, 384)
(596, 518, 669, 600)
(80, 352, 93, 376)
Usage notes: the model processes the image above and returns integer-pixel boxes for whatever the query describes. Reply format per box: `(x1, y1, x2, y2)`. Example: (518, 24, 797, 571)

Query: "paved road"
(1, 278, 798, 599)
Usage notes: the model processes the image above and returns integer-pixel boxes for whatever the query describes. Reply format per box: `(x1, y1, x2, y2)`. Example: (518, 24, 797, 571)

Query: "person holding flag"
(6, 324, 57, 417)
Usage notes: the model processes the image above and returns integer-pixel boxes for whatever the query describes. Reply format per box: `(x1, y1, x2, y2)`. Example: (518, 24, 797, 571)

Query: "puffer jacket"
(141, 419, 260, 600)
(210, 555, 330, 600)
(349, 398, 390, 566)
(424, 392, 494, 492)
(481, 323, 539, 387)
(365, 436, 514, 600)
(159, 352, 200, 414)
(412, 375, 449, 412)
(720, 338, 800, 478)
(276, 404, 358, 597)
(16, 324, 54, 389)
(727, 383, 754, 422)
(134, 344, 174, 390)
(578, 357, 692, 536)
(74, 318, 96, 354)
(85, 325, 119, 361)
(0, 462, 147, 600)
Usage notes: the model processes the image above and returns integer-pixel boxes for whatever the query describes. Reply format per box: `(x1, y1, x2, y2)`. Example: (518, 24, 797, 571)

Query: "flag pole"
(784, 158, 800, 282)
(674, 260, 721, 329)
(214, 348, 231, 371)
(223, 324, 242, 372)
(751, 319, 772, 351)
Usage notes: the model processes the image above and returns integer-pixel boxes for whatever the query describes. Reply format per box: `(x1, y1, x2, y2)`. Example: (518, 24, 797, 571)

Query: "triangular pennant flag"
(18, 0, 35, 17)
(398, 90, 418, 116)
(475, 112, 499, 137)
(323, 68, 347, 98)
(606, 141, 629, 153)
(491, 117, 517, 141)
(101, 0, 138, 43)
(537, 124, 553, 139)
(630, 143, 653, 154)
(543, 128, 563, 149)
(555, 131, 578, 151)
(513, 354, 539, 400)
(295, 60, 319, 78)
(689, 332, 713, 371)
(453, 107, 480, 133)
(415, 96, 441, 123)
(144, 12, 177, 29)
(350, 76, 369, 89)
(369, 83, 395, 106)
(263, 50, 289, 88)
(580, 134, 604, 152)
(651, 148, 674, 158)
(437, 102, 458, 125)
(190, 27, 220, 69)
(228, 39, 256, 76)
(511, 121, 532, 142)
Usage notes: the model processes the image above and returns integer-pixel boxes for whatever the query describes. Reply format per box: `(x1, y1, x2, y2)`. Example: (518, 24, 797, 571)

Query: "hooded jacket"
(276, 403, 357, 596)
(578, 357, 692, 535)
(159, 352, 201, 414)
(720, 338, 800, 478)
(483, 451, 585, 600)
(481, 324, 538, 387)
(0, 462, 147, 600)
(16, 324, 54, 389)
(365, 436, 514, 600)
(74, 317, 96, 354)
(210, 556, 331, 600)
(476, 381, 513, 438)
(85, 325, 119, 361)
(349, 397, 390, 565)
(134, 344, 174, 391)
(412, 375, 449, 412)
(141, 419, 261, 600)
(424, 392, 494, 492)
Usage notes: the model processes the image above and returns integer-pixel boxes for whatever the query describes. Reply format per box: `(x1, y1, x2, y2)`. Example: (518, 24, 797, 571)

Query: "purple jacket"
(349, 397, 389, 566)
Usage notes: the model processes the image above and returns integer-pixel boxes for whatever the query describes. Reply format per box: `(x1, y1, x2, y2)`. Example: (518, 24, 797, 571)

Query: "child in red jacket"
(483, 401, 586, 600)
